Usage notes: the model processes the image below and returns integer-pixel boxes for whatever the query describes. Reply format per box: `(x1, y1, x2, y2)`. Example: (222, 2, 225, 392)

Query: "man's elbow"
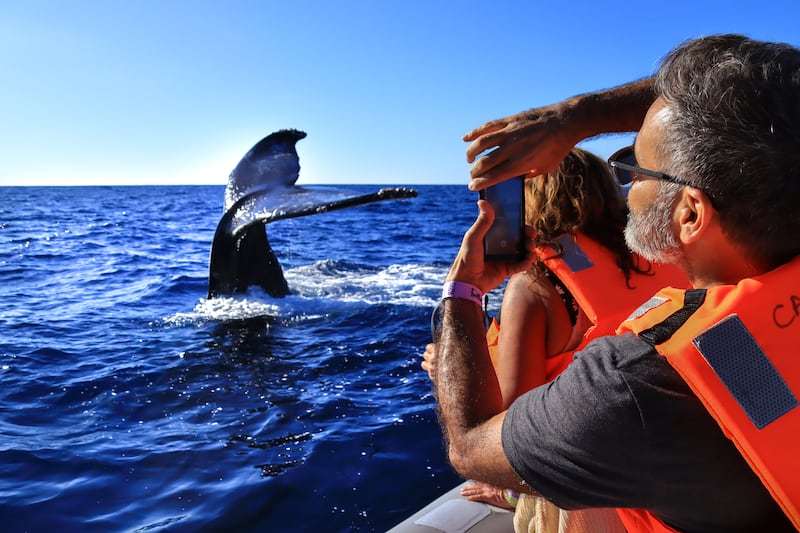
(446, 441, 481, 479)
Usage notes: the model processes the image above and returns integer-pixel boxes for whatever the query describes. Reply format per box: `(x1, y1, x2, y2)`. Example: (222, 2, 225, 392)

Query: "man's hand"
(463, 104, 579, 191)
(463, 78, 656, 191)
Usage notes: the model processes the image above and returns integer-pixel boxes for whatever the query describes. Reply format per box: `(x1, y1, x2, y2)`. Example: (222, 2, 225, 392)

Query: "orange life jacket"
(615, 256, 800, 531)
(487, 231, 688, 379)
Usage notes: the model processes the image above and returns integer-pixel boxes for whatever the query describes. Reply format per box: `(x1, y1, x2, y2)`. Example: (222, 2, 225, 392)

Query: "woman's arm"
(494, 273, 548, 407)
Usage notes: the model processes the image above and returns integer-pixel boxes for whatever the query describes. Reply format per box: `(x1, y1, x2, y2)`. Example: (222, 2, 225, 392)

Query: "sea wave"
(0, 185, 469, 532)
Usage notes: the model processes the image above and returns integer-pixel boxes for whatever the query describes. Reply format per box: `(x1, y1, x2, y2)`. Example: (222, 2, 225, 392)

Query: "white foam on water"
(163, 294, 282, 325)
(285, 260, 445, 307)
(163, 260, 448, 325)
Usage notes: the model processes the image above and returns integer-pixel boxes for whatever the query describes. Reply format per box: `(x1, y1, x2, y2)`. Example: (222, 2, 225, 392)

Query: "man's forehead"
(635, 98, 671, 157)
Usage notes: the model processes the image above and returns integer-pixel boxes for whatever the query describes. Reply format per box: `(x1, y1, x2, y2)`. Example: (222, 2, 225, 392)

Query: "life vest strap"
(638, 289, 706, 345)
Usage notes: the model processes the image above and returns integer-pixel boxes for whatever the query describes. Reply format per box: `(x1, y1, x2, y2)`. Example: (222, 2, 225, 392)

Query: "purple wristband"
(503, 489, 519, 507)
(441, 281, 483, 306)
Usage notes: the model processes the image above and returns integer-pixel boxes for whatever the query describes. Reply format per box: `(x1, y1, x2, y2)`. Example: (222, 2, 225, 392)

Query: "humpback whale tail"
(207, 130, 418, 299)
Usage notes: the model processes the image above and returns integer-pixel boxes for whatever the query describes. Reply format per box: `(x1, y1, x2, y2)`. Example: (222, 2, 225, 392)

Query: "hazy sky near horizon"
(2, 1, 798, 186)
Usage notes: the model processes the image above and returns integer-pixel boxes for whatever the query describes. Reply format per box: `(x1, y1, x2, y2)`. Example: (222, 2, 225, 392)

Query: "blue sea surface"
(0, 185, 496, 532)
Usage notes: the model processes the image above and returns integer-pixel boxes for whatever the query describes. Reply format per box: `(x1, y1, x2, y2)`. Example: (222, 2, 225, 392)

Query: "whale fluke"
(207, 130, 418, 299)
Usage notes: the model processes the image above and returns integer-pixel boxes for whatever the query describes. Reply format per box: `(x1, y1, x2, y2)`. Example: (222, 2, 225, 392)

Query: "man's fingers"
(468, 162, 543, 192)
(464, 127, 511, 164)
(463, 120, 505, 144)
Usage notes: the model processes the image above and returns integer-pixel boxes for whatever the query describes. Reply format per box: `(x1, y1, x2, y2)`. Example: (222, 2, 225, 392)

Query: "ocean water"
(0, 184, 497, 532)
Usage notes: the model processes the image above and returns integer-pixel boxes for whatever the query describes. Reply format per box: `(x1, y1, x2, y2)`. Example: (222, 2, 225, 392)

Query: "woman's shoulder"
(505, 271, 557, 297)
(501, 272, 557, 315)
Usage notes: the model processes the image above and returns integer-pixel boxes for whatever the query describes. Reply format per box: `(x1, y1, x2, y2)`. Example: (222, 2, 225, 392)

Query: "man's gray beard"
(624, 185, 682, 264)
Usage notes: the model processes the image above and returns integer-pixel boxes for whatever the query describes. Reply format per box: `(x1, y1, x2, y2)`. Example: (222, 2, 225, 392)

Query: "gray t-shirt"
(502, 333, 794, 532)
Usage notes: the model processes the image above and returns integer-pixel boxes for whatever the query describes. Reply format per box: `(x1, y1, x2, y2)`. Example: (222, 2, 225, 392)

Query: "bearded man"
(433, 34, 800, 532)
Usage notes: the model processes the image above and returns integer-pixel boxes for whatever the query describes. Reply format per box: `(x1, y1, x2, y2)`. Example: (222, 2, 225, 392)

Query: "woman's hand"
(421, 342, 437, 381)
(460, 481, 515, 510)
(446, 200, 535, 294)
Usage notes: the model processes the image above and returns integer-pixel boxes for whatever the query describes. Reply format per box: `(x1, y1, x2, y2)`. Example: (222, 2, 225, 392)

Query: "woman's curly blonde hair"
(526, 147, 649, 286)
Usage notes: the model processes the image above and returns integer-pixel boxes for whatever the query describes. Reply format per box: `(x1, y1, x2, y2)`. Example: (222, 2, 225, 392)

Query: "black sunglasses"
(607, 146, 696, 187)
(608, 146, 719, 209)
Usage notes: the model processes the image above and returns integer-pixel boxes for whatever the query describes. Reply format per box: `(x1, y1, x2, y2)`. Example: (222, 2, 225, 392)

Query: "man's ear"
(676, 187, 714, 245)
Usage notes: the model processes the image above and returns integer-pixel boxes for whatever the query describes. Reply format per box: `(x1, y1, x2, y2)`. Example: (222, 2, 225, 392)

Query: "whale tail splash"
(207, 129, 418, 299)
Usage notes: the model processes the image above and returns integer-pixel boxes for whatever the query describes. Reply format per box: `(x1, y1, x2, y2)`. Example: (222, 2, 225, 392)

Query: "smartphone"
(479, 176, 526, 260)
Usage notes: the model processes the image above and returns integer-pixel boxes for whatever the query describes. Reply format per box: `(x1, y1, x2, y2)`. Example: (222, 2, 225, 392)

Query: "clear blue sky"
(2, 1, 798, 186)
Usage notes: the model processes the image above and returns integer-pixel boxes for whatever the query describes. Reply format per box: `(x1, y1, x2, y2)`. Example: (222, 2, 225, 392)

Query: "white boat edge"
(387, 481, 515, 533)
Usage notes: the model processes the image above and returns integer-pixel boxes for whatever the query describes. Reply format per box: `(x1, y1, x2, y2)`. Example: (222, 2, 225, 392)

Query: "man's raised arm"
(463, 78, 655, 190)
